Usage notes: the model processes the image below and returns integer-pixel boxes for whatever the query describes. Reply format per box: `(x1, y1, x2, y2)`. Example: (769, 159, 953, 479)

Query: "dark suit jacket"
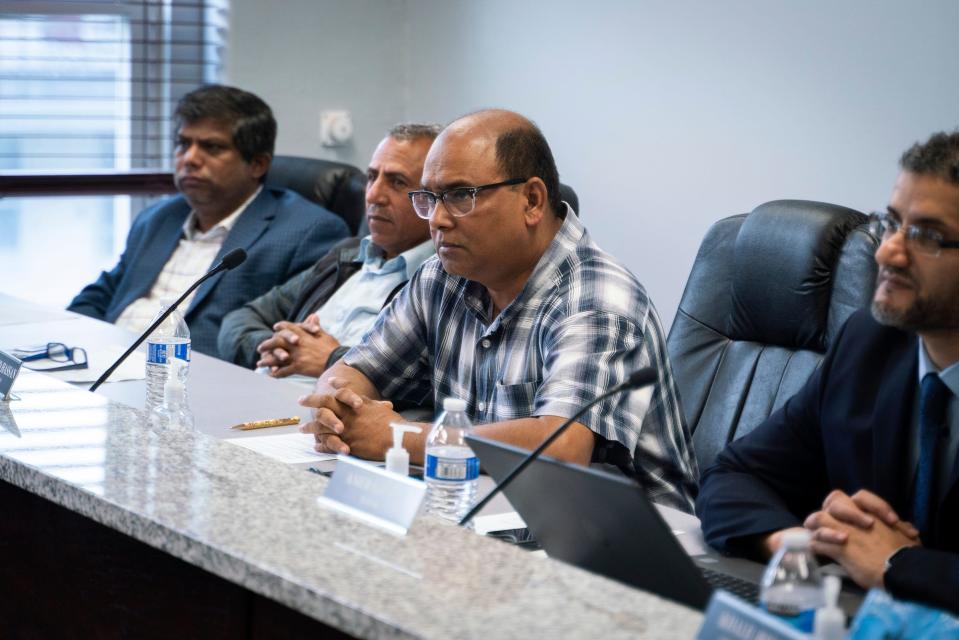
(67, 187, 350, 356)
(697, 310, 959, 615)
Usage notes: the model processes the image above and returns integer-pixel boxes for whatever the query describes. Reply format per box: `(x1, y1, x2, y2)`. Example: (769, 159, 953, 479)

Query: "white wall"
(229, 0, 959, 328)
(227, 0, 408, 168)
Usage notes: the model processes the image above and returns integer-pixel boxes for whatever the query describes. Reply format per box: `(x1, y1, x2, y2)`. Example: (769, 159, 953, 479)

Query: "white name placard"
(317, 455, 426, 536)
(0, 350, 22, 401)
(697, 590, 808, 640)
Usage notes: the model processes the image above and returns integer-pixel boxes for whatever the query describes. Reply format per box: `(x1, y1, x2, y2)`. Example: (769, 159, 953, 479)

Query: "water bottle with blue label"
(424, 397, 479, 522)
(145, 301, 190, 411)
(760, 529, 824, 632)
(150, 359, 195, 431)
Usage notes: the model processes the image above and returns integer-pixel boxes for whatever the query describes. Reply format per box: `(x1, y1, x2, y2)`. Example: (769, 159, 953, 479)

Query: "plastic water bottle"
(424, 398, 479, 522)
(760, 529, 824, 632)
(145, 302, 191, 411)
(150, 359, 195, 431)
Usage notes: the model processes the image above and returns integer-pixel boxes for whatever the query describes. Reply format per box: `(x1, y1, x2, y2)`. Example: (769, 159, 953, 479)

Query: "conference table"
(0, 293, 744, 638)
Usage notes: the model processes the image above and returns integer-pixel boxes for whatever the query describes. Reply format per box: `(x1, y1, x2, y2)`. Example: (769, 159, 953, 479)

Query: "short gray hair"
(388, 122, 442, 143)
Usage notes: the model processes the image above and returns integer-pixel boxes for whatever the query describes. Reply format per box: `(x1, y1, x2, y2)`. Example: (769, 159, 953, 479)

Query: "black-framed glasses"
(17, 342, 89, 372)
(408, 178, 528, 219)
(869, 211, 959, 258)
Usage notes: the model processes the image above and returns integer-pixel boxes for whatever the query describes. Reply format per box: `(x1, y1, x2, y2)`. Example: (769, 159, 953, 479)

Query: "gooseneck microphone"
(89, 248, 247, 392)
(458, 367, 658, 526)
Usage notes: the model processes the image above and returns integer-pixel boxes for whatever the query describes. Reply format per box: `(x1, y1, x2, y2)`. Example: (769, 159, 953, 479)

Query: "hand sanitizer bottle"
(385, 422, 422, 476)
(813, 575, 845, 640)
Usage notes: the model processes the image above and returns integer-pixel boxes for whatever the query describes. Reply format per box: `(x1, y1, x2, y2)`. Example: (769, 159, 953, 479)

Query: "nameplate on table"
(0, 350, 22, 401)
(317, 455, 425, 536)
(697, 590, 807, 640)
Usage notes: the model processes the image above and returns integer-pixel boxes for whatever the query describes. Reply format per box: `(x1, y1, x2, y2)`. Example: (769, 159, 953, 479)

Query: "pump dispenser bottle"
(385, 422, 422, 476)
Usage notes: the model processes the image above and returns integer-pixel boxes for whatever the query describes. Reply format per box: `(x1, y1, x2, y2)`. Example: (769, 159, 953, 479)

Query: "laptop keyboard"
(700, 567, 760, 603)
(484, 527, 543, 551)
(487, 527, 760, 603)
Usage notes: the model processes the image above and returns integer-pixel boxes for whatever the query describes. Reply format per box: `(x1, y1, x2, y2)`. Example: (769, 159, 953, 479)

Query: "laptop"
(465, 434, 760, 610)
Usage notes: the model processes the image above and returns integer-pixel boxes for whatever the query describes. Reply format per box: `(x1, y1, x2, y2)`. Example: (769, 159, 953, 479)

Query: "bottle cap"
(442, 397, 467, 412)
(781, 529, 812, 549)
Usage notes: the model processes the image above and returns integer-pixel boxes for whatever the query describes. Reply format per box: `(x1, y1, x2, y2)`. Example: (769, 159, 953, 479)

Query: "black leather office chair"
(559, 183, 579, 215)
(266, 155, 366, 235)
(268, 156, 578, 234)
(666, 200, 879, 473)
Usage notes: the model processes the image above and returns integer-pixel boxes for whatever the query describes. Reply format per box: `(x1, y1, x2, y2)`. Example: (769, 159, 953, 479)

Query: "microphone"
(217, 247, 248, 271)
(458, 367, 657, 526)
(89, 248, 247, 392)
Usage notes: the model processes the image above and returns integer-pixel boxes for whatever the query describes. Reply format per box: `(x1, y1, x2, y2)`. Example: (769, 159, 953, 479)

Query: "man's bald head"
(436, 109, 564, 217)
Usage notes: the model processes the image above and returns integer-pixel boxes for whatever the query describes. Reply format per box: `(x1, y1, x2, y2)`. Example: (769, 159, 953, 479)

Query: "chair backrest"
(666, 200, 879, 472)
(559, 183, 579, 215)
(265, 155, 366, 235)
(267, 159, 578, 234)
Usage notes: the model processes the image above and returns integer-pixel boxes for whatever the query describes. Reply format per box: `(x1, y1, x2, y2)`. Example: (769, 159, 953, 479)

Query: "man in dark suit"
(67, 85, 349, 356)
(697, 130, 959, 614)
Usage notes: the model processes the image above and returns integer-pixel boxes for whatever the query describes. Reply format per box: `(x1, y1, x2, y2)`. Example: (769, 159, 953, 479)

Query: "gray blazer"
(218, 236, 365, 368)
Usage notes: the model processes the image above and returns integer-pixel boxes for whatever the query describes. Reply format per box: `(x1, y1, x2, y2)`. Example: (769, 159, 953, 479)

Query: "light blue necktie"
(913, 373, 951, 540)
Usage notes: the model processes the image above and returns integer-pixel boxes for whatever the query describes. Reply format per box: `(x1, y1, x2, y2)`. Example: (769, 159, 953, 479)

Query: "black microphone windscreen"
(220, 248, 247, 271)
(625, 367, 657, 389)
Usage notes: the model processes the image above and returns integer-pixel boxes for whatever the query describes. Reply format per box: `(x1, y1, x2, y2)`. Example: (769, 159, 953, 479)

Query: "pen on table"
(230, 416, 300, 431)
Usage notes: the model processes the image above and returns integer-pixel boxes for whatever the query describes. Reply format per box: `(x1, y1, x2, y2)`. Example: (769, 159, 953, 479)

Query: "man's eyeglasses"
(408, 178, 528, 219)
(869, 212, 959, 258)
(17, 342, 88, 372)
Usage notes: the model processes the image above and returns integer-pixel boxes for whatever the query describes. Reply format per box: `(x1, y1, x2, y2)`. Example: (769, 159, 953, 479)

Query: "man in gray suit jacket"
(68, 85, 349, 356)
(218, 123, 439, 376)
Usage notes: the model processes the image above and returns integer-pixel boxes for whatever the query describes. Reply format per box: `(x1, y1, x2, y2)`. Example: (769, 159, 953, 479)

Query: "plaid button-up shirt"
(344, 209, 698, 511)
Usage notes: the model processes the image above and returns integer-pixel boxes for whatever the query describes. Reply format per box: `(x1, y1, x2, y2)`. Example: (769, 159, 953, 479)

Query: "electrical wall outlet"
(320, 110, 353, 147)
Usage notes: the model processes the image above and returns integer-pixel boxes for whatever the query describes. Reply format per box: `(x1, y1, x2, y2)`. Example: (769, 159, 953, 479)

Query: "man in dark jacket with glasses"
(697, 130, 959, 615)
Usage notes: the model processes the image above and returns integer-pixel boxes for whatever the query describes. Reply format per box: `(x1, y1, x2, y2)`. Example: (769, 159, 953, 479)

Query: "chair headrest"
(266, 155, 366, 234)
(729, 200, 870, 351)
(559, 183, 579, 216)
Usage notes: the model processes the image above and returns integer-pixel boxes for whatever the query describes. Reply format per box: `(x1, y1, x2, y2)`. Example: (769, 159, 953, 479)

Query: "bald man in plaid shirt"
(300, 109, 698, 512)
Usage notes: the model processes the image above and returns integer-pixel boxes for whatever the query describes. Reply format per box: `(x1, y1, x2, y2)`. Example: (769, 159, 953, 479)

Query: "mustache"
(877, 266, 916, 287)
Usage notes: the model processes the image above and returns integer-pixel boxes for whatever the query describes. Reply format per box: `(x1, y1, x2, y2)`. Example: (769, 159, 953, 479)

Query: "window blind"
(0, 0, 229, 171)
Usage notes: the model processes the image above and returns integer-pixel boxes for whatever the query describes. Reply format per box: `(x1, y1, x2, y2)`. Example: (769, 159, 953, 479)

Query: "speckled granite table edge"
(0, 371, 703, 639)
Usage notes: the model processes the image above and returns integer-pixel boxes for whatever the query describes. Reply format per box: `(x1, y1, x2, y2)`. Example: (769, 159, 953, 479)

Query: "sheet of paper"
(225, 432, 337, 464)
(0, 304, 78, 327)
(25, 344, 146, 384)
(470, 510, 527, 535)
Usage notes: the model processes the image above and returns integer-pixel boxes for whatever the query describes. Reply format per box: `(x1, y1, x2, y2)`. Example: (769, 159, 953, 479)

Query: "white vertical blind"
(0, 0, 229, 171)
(0, 0, 229, 307)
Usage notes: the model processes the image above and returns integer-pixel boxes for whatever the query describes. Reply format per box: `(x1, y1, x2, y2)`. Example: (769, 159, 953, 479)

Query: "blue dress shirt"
(318, 237, 434, 346)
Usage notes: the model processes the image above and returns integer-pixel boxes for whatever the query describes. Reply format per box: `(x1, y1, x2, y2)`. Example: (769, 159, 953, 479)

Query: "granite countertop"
(0, 370, 702, 639)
